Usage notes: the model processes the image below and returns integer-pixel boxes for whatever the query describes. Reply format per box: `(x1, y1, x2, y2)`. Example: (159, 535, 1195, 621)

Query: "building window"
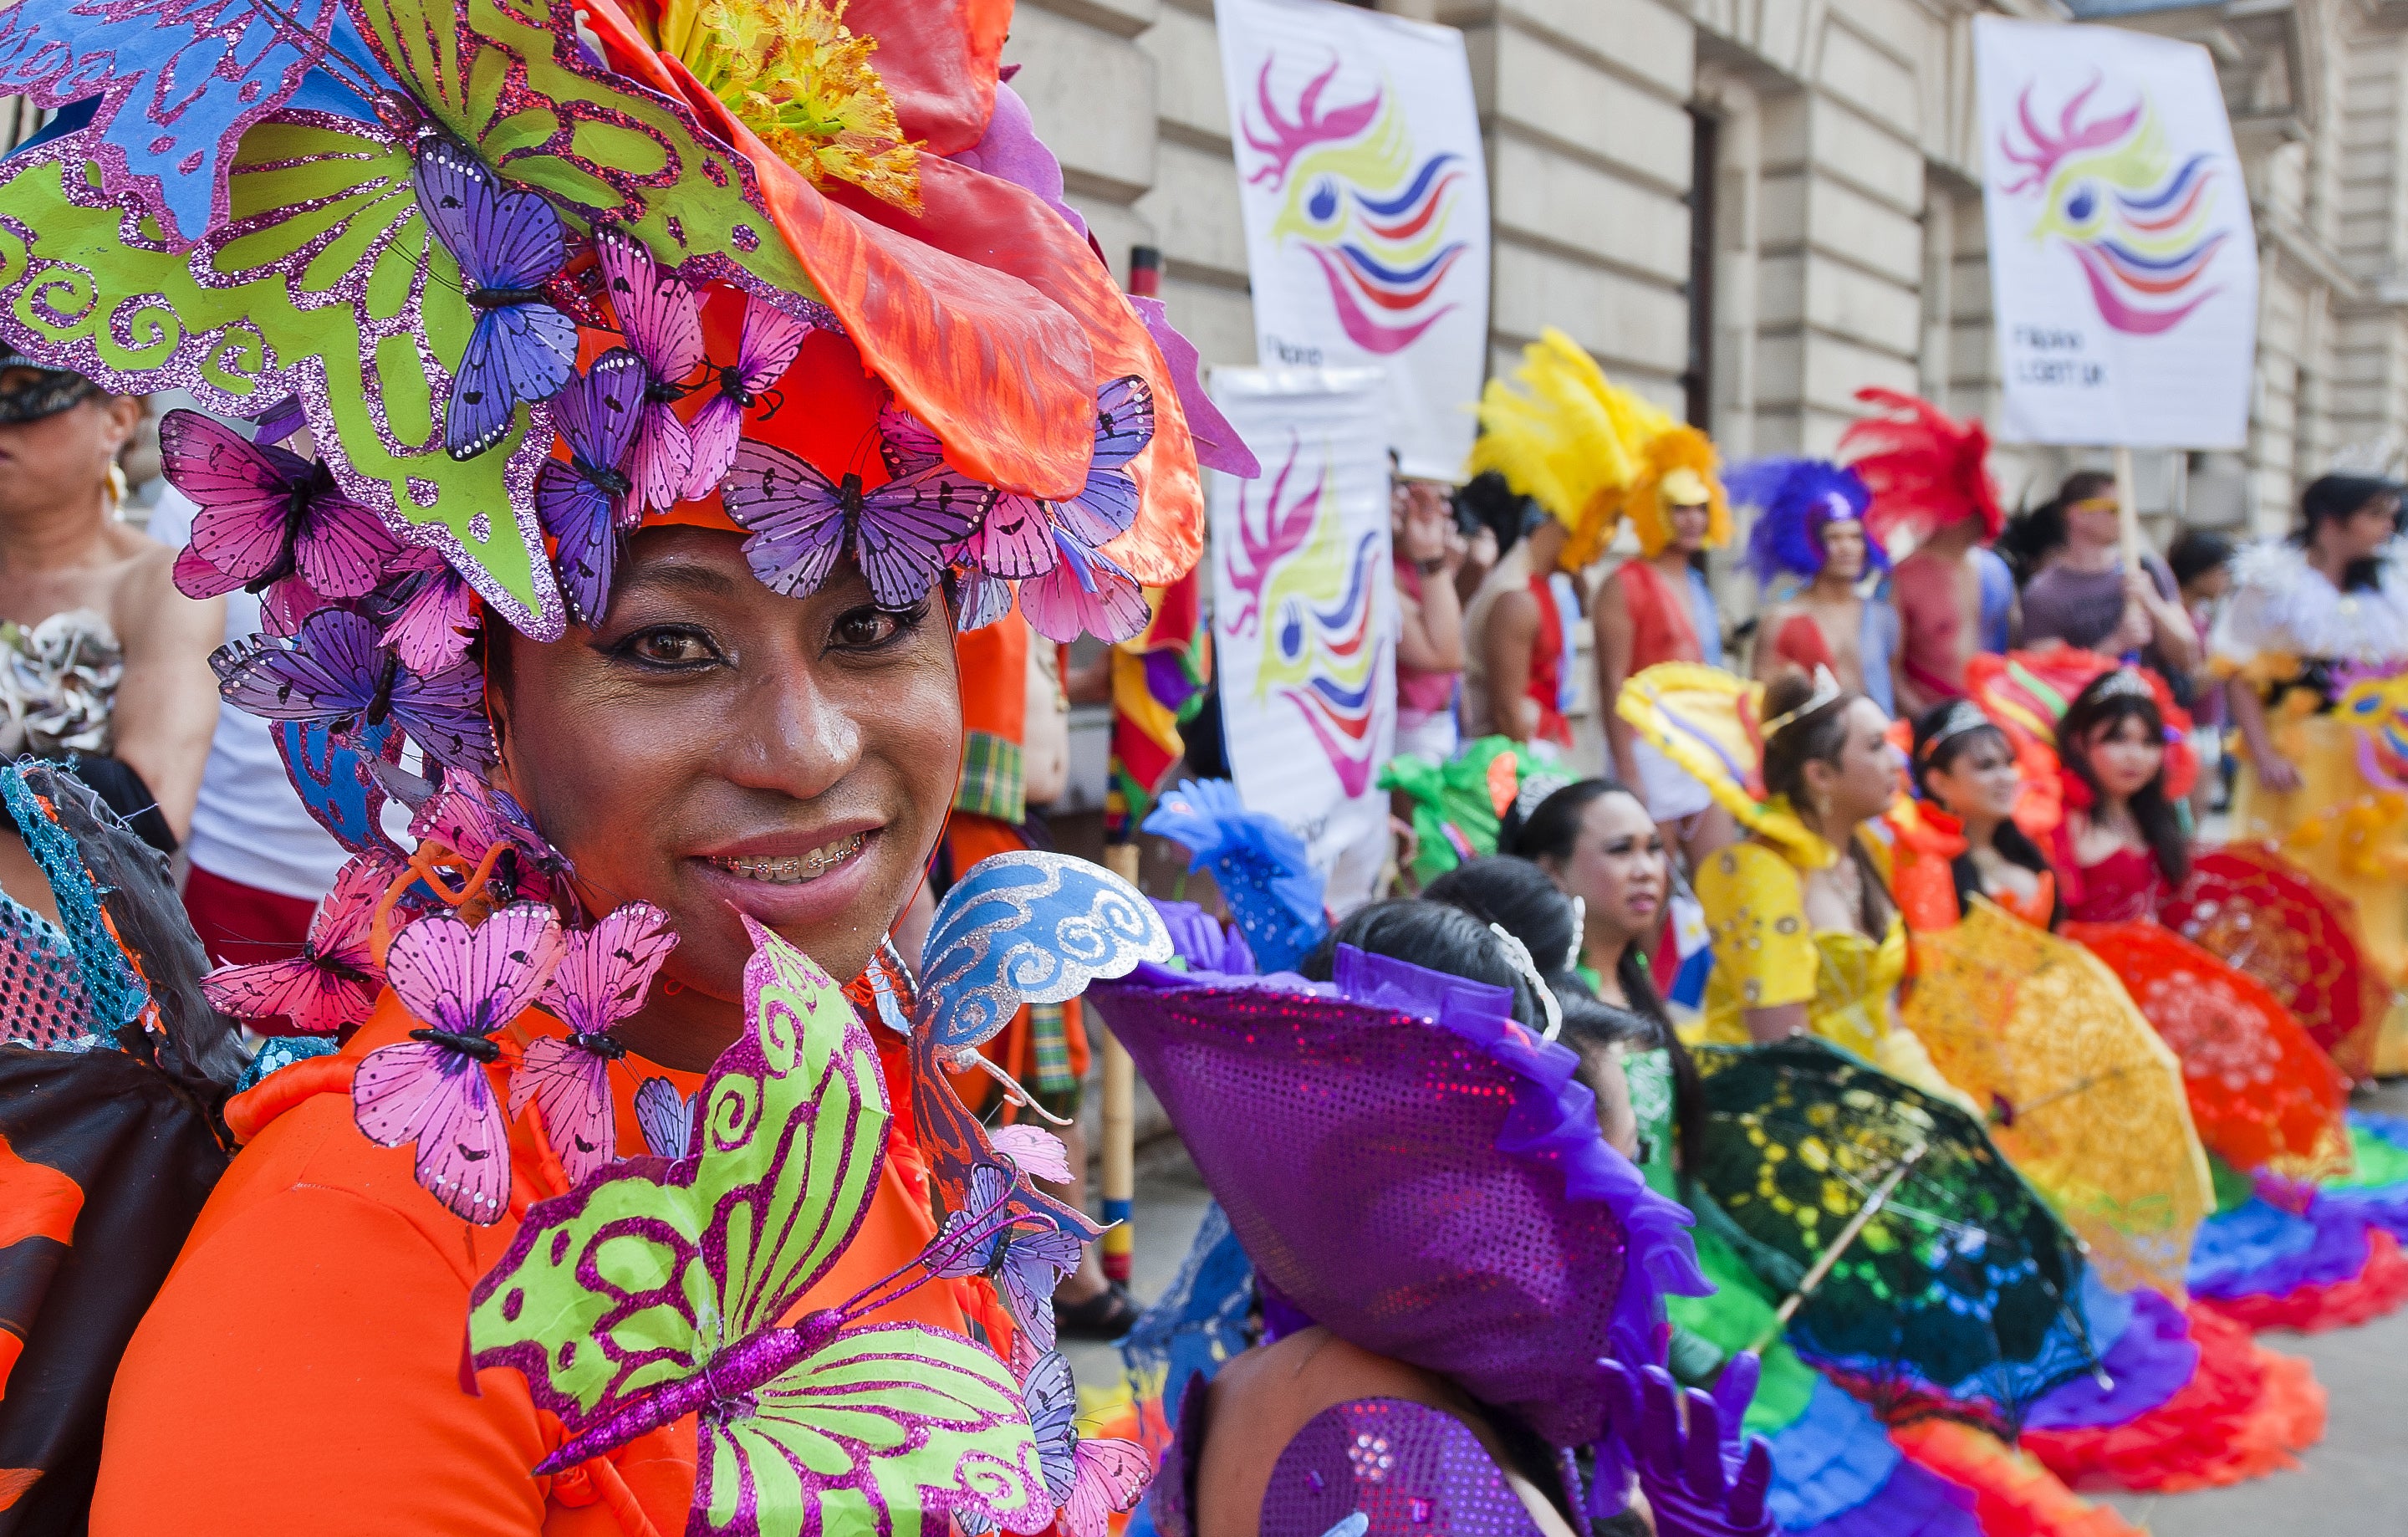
(1685, 107, 1720, 430)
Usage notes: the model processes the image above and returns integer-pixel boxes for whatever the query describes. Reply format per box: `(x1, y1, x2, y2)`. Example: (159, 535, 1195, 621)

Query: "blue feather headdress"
(1729, 457, 1883, 585)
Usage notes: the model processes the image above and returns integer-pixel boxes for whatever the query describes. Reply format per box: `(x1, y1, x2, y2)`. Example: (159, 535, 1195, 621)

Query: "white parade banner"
(1975, 13, 2259, 449)
(1217, 0, 1491, 483)
(1208, 367, 1396, 913)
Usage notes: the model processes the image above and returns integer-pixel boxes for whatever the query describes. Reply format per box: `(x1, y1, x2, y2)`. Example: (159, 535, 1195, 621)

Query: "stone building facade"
(1007, 0, 2405, 549)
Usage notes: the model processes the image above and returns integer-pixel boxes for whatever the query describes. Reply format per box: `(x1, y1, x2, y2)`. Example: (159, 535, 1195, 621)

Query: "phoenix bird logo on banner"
(1221, 437, 1383, 795)
(1242, 55, 1469, 355)
(1998, 79, 2229, 335)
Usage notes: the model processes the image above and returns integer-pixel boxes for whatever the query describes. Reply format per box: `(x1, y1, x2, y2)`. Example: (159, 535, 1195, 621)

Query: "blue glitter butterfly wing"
(913, 851, 1172, 1054)
(274, 719, 405, 855)
(0, 0, 387, 246)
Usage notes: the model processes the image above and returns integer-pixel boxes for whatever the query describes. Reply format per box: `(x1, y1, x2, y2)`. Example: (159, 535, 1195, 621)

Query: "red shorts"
(181, 864, 320, 968)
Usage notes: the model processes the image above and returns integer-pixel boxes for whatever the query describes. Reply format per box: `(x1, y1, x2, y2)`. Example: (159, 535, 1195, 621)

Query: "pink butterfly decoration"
(686, 294, 814, 502)
(1020, 528, 1147, 645)
(512, 901, 679, 1185)
(375, 548, 481, 673)
(595, 229, 707, 515)
(353, 902, 567, 1223)
(201, 855, 397, 1033)
(400, 768, 576, 906)
(988, 1124, 1073, 1185)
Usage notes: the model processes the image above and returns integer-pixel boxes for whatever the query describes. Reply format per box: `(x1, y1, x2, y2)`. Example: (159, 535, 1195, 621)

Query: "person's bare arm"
(1485, 589, 1540, 743)
(2133, 568, 2200, 673)
(1414, 550, 1467, 672)
(1750, 604, 1789, 683)
(1593, 574, 1640, 782)
(2227, 675, 2299, 794)
(1395, 588, 1450, 676)
(1740, 1002, 1809, 1043)
(109, 544, 222, 840)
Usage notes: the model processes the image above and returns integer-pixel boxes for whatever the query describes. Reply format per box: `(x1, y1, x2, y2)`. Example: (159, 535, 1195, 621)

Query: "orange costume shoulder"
(91, 992, 967, 1536)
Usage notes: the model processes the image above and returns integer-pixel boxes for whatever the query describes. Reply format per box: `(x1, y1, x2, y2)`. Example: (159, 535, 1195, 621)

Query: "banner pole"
(2113, 444, 2142, 574)
(1099, 843, 1140, 1285)
(1094, 243, 1163, 1289)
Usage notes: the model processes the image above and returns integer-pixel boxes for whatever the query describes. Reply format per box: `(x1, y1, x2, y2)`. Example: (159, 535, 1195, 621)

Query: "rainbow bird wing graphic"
(1245, 56, 1468, 355)
(1222, 437, 1385, 797)
(2000, 80, 2227, 335)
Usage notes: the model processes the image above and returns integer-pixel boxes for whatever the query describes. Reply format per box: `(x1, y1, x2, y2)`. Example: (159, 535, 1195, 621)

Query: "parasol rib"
(1751, 1141, 1927, 1354)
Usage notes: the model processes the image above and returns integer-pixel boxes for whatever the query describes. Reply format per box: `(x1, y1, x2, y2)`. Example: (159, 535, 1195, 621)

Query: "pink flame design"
(1243, 55, 1381, 191)
(1998, 79, 2140, 195)
(1222, 434, 1320, 640)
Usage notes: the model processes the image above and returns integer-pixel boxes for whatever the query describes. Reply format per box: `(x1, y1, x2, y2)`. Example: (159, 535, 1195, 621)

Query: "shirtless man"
(1890, 512, 2018, 716)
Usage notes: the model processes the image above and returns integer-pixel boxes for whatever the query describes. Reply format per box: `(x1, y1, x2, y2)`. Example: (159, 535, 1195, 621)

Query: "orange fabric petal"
(826, 156, 1205, 584)
(844, 0, 1011, 157)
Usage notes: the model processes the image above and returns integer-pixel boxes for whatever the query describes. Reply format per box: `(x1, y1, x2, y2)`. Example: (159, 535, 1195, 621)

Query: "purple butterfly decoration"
(513, 901, 678, 1186)
(931, 1164, 1084, 1353)
(1019, 1350, 1153, 1537)
(370, 547, 481, 673)
(1043, 375, 1152, 549)
(0, 0, 388, 248)
(414, 137, 578, 460)
(534, 348, 648, 627)
(378, 763, 576, 908)
(594, 228, 705, 514)
(354, 901, 567, 1223)
(955, 570, 1018, 633)
(161, 408, 400, 601)
(722, 442, 998, 609)
(633, 1074, 694, 1160)
(1020, 528, 1148, 645)
(686, 294, 814, 501)
(213, 607, 495, 772)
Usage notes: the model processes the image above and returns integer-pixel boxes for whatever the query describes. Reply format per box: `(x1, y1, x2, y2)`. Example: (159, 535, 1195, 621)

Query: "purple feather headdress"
(1731, 457, 1883, 585)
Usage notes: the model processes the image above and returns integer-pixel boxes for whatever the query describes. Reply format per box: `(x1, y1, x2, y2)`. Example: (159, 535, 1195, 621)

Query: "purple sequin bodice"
(1259, 1398, 1549, 1537)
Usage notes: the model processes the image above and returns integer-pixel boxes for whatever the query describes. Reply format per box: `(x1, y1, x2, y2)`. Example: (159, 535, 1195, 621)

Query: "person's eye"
(830, 600, 929, 651)
(615, 626, 722, 669)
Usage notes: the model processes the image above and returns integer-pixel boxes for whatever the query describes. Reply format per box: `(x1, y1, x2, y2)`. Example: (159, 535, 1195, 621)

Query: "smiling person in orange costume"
(18, 0, 1219, 1529)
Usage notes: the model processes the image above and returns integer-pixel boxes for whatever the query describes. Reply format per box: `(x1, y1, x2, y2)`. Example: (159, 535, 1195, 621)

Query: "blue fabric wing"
(916, 850, 1172, 1051)
(274, 719, 402, 855)
(1141, 779, 1327, 976)
(0, 0, 389, 245)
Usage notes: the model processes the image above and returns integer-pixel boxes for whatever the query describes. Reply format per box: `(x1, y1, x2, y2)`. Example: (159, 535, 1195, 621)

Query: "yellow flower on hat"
(668, 0, 923, 214)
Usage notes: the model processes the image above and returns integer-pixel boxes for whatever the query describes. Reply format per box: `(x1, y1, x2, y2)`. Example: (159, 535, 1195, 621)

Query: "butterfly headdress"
(1, 0, 1232, 811)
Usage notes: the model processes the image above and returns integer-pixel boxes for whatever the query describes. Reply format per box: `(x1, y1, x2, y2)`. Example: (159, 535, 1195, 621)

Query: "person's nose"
(717, 660, 862, 803)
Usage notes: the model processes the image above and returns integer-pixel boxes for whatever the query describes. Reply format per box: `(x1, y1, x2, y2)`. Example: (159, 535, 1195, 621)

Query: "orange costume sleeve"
(91, 993, 966, 1536)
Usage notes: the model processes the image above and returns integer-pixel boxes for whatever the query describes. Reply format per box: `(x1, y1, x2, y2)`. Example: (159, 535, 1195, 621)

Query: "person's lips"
(686, 823, 883, 927)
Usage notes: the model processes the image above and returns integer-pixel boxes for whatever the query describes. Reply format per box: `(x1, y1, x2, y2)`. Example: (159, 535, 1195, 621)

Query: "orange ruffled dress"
(89, 990, 985, 1537)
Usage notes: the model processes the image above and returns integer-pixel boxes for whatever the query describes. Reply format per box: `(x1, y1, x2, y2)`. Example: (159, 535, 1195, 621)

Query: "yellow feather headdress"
(1463, 329, 1728, 564)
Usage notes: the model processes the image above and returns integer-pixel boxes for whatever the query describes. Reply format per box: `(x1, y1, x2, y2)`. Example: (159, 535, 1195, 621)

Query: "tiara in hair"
(1513, 770, 1574, 827)
(2096, 669, 2155, 703)
(1487, 922, 1564, 1043)
(1761, 666, 1844, 741)
(1916, 700, 1995, 763)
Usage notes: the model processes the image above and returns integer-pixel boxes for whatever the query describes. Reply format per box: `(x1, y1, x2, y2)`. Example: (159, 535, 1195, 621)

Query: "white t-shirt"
(147, 488, 354, 901)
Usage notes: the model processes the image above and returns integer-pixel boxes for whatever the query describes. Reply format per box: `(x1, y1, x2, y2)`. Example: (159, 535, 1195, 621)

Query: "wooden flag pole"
(2112, 444, 2142, 574)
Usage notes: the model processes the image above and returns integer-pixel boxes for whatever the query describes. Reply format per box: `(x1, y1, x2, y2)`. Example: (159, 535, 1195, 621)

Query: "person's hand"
(2254, 750, 2303, 794)
(1593, 1355, 1773, 1537)
(1439, 523, 1469, 578)
(2109, 571, 2155, 652)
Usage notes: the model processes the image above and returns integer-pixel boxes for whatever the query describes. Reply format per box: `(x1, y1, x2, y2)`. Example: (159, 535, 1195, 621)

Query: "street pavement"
(1066, 1081, 2408, 1531)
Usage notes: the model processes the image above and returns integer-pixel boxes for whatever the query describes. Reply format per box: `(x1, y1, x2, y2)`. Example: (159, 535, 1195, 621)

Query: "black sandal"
(1054, 1283, 1142, 1342)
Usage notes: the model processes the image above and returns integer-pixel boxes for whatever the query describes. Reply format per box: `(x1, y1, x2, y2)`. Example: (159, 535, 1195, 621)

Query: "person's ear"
(100, 394, 143, 451)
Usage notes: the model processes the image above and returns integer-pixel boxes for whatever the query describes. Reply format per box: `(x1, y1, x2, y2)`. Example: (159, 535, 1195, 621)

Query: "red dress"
(1525, 573, 1572, 750)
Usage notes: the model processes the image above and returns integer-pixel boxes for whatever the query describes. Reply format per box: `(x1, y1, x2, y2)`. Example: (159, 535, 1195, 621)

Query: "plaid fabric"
(953, 729, 1025, 824)
(1027, 1000, 1080, 1114)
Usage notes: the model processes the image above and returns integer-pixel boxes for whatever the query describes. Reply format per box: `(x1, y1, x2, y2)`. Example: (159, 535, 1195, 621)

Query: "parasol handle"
(1749, 1142, 1928, 1354)
(2113, 445, 2141, 575)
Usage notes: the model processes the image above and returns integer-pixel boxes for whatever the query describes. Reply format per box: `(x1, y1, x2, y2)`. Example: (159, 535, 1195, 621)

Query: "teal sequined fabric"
(234, 1034, 341, 1093)
(0, 761, 149, 1047)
